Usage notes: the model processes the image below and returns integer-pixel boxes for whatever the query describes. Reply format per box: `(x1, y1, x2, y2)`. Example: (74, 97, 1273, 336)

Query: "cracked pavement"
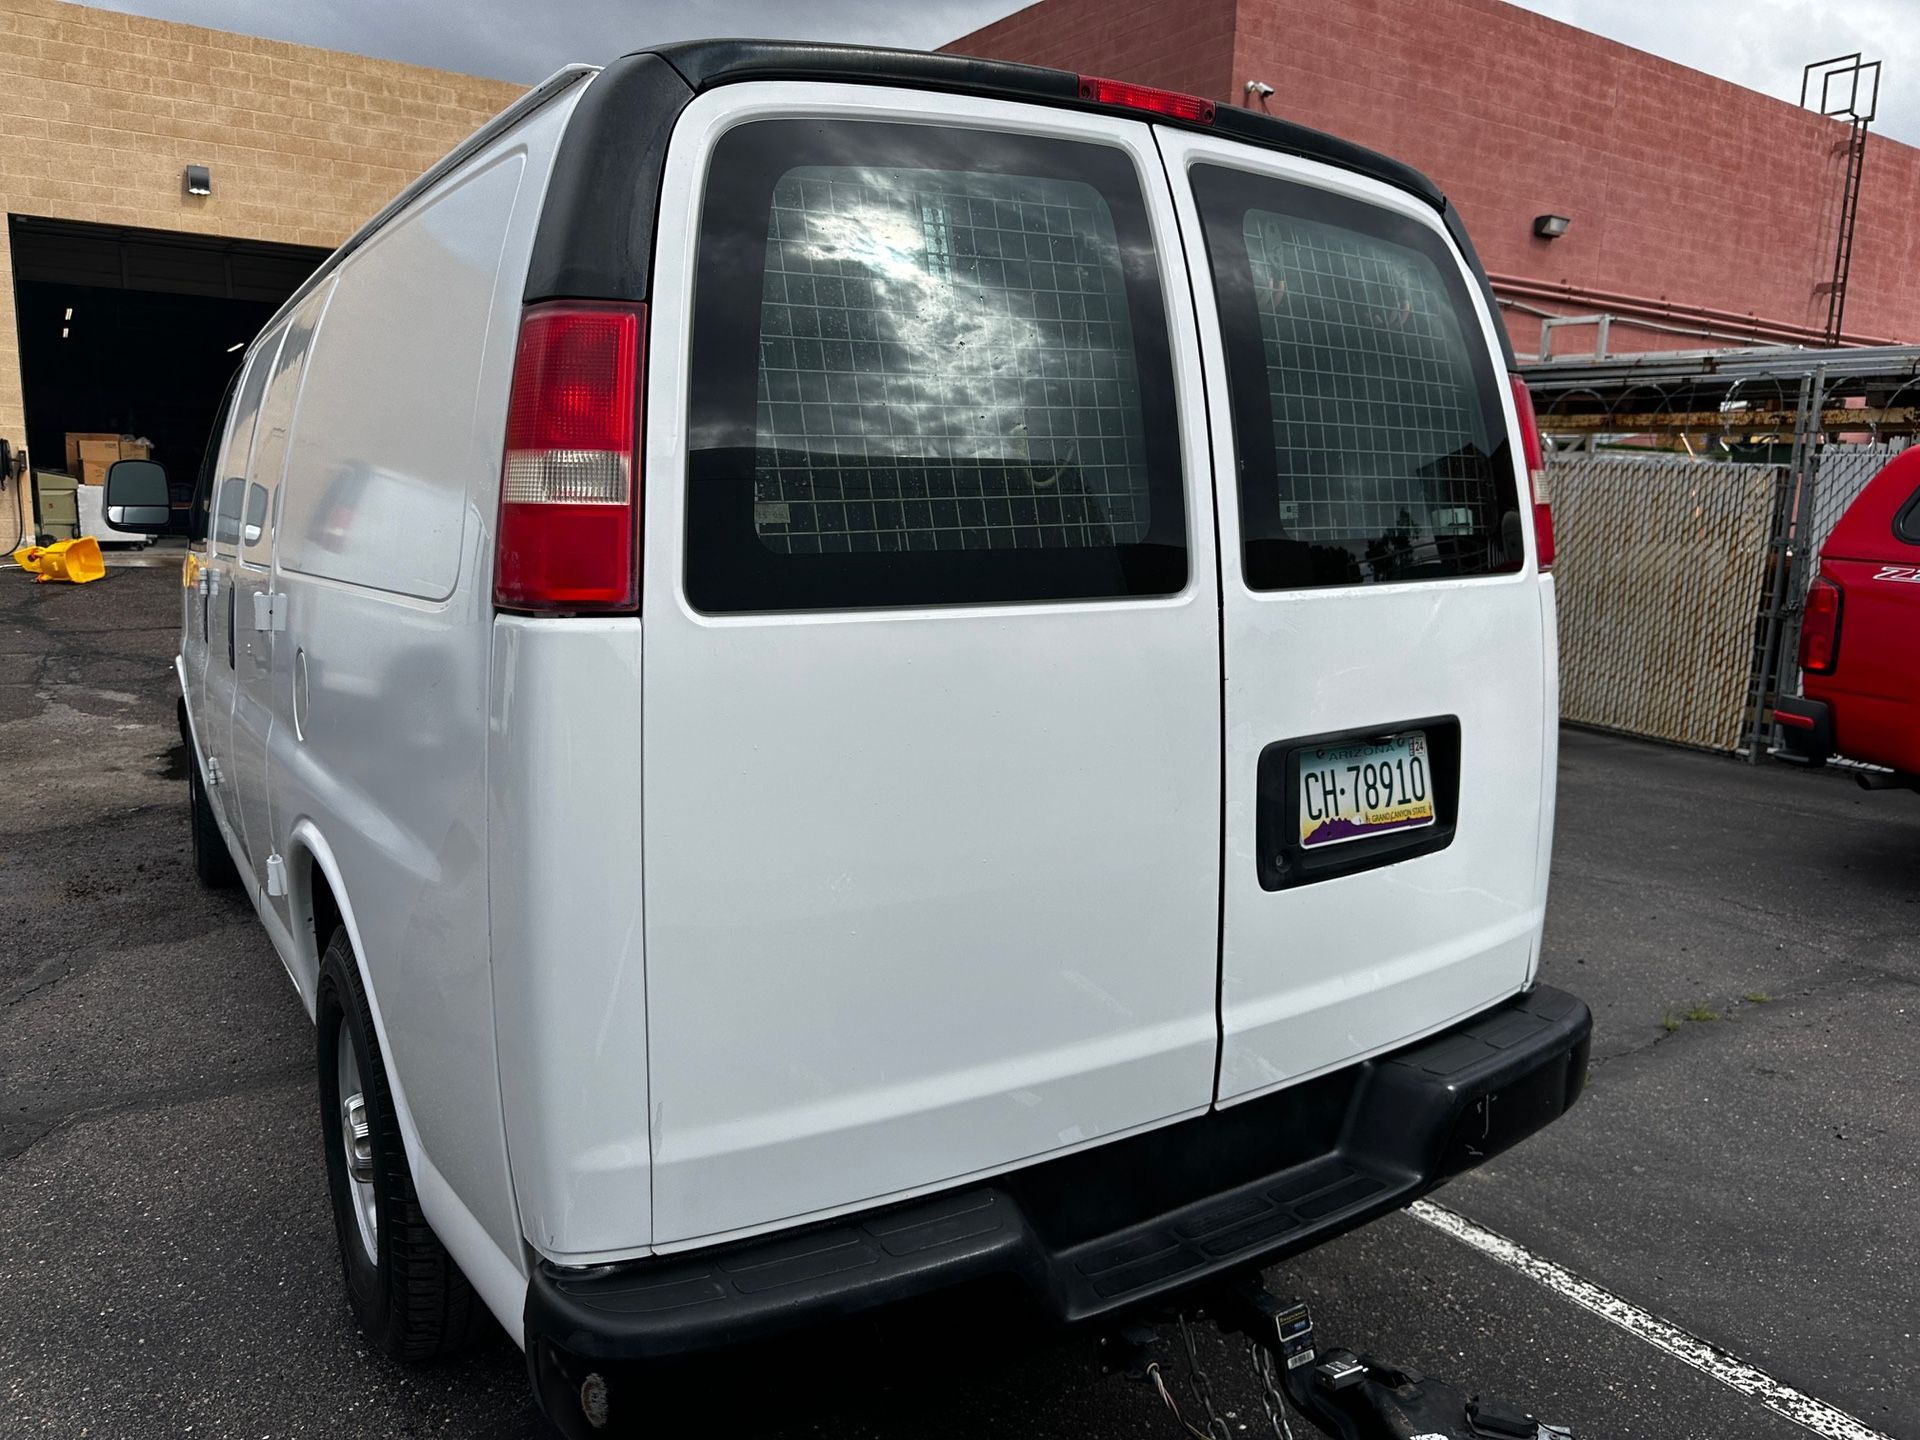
(3, 567, 1916, 1439)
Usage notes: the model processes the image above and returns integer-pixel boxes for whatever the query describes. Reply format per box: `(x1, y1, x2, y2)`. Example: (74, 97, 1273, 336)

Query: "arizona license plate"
(1298, 732, 1435, 849)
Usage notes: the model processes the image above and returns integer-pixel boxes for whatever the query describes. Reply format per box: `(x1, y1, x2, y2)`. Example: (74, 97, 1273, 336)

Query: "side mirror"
(103, 459, 171, 534)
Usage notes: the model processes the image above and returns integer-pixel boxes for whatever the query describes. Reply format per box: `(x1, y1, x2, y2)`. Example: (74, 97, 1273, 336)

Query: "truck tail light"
(1509, 374, 1554, 572)
(1077, 75, 1216, 124)
(494, 301, 644, 612)
(1800, 576, 1843, 674)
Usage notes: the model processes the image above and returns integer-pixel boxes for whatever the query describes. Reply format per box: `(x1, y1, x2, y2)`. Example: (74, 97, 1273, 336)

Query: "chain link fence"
(1549, 455, 1783, 751)
(1525, 344, 1920, 761)
(1803, 442, 1907, 567)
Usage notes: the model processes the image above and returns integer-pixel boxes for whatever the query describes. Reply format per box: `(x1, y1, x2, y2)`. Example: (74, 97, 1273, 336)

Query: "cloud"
(1503, 0, 1918, 145)
(85, 0, 1917, 147)
(82, 0, 1032, 84)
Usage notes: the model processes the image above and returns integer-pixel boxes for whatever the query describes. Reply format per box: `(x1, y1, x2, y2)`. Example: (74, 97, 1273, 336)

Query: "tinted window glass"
(190, 369, 241, 546)
(1191, 165, 1520, 590)
(1897, 485, 1920, 545)
(243, 483, 270, 547)
(214, 477, 246, 551)
(216, 336, 279, 485)
(686, 120, 1186, 613)
(241, 286, 327, 564)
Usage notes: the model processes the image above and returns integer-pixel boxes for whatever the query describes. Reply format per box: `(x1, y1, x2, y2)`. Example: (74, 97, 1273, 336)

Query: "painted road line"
(1408, 1200, 1892, 1440)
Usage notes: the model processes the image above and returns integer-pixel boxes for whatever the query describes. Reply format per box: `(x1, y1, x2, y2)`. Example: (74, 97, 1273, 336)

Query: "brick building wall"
(946, 0, 1920, 360)
(0, 0, 524, 538)
(954, 0, 1239, 104)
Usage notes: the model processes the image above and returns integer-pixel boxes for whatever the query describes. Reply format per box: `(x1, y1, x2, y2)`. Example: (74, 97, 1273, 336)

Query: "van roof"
(532, 42, 1513, 367)
(638, 40, 1446, 211)
(262, 42, 1514, 370)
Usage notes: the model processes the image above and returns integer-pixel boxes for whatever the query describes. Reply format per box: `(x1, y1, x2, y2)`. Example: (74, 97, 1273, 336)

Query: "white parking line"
(1407, 1200, 1892, 1440)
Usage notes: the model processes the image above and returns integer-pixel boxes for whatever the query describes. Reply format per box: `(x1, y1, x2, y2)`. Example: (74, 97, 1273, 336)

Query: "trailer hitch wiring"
(1103, 1277, 1573, 1440)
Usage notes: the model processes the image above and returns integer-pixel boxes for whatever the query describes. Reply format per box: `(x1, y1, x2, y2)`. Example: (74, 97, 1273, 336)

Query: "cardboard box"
(67, 434, 152, 485)
(65, 432, 118, 474)
(77, 438, 121, 486)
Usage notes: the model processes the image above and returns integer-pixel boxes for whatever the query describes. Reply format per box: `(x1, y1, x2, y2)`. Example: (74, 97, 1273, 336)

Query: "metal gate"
(1524, 343, 1920, 761)
(1550, 456, 1783, 751)
(1804, 443, 1903, 567)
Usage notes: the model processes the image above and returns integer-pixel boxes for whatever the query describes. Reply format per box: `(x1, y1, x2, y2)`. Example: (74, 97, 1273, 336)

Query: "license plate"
(1298, 732, 1435, 849)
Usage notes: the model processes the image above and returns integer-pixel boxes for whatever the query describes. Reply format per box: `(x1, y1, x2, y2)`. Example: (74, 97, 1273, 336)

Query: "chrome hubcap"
(336, 1018, 378, 1262)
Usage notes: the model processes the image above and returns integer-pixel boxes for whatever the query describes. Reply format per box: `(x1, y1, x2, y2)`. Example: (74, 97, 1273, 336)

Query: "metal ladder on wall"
(1801, 53, 1881, 348)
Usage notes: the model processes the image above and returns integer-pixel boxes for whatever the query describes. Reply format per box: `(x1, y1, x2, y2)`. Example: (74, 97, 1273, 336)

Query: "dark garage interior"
(8, 216, 327, 535)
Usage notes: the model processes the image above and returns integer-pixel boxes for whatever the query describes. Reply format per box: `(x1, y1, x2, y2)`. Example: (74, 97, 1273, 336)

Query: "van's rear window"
(685, 119, 1187, 613)
(1190, 165, 1522, 590)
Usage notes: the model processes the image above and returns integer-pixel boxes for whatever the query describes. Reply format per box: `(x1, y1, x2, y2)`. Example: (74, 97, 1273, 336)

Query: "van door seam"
(1148, 125, 1230, 1111)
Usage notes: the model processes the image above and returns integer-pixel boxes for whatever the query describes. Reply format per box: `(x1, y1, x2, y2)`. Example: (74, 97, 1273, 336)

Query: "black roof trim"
(642, 39, 1444, 211)
(524, 54, 693, 302)
(1442, 201, 1519, 371)
(521, 41, 1506, 369)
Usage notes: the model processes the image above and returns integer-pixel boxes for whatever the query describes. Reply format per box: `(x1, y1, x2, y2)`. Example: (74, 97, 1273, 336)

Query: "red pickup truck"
(1777, 447, 1920, 788)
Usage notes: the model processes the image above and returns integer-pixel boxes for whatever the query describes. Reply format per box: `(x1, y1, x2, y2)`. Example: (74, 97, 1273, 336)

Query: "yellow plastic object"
(11, 537, 106, 584)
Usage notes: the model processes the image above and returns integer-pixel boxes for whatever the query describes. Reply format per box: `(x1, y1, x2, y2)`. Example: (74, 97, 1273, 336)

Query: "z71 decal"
(1872, 564, 1920, 584)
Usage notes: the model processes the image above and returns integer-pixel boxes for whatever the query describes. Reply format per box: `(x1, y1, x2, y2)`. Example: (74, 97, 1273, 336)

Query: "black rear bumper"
(527, 985, 1590, 1435)
(1774, 695, 1835, 761)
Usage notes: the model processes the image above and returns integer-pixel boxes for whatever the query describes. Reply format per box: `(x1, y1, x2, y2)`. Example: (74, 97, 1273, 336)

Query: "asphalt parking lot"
(3, 565, 1916, 1440)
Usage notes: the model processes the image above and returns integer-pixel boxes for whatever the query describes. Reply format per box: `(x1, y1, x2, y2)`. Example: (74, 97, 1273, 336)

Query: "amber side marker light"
(1078, 76, 1217, 124)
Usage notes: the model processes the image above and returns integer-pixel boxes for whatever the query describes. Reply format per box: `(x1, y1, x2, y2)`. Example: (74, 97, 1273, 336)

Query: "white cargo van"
(107, 42, 1589, 1437)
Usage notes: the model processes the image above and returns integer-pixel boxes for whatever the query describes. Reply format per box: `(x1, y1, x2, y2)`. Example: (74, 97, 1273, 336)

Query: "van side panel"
(277, 155, 527, 602)
(267, 88, 585, 1298)
(487, 618, 649, 1260)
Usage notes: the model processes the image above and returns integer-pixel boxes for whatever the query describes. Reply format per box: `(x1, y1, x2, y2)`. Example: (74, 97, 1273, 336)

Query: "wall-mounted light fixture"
(1533, 213, 1571, 239)
(184, 164, 211, 196)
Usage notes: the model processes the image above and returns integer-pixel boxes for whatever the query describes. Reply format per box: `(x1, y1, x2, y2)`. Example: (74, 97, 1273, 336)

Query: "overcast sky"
(87, 0, 1919, 146)
(1502, 0, 1916, 144)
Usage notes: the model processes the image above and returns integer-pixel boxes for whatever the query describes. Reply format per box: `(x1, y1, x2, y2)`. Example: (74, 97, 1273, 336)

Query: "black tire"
(188, 754, 240, 889)
(315, 930, 487, 1360)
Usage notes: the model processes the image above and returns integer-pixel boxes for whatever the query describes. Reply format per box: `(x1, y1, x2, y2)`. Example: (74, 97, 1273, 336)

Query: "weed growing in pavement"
(1684, 1003, 1720, 1023)
(1743, 991, 1771, 1004)
(1661, 1010, 1681, 1033)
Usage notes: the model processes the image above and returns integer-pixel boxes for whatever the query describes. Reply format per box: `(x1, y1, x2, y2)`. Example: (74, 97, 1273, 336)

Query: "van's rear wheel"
(316, 930, 487, 1360)
(188, 756, 238, 888)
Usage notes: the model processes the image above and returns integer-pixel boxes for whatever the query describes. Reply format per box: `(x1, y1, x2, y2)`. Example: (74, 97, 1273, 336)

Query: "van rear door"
(640, 88, 1221, 1247)
(1159, 132, 1552, 1106)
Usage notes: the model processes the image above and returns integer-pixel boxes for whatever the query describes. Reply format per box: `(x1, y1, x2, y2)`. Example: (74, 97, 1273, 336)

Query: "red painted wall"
(946, 0, 1920, 358)
(952, 0, 1240, 107)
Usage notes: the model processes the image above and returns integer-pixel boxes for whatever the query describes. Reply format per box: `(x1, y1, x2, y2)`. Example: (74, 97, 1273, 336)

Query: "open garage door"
(9, 216, 328, 537)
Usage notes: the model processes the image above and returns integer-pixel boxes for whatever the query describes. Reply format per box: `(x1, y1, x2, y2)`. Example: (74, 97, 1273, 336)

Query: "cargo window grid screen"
(1190, 165, 1522, 591)
(686, 120, 1187, 612)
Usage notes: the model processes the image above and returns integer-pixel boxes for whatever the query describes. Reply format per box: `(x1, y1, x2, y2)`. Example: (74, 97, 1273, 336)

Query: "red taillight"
(1801, 576, 1843, 674)
(1077, 75, 1216, 124)
(1509, 373, 1554, 572)
(494, 301, 644, 612)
